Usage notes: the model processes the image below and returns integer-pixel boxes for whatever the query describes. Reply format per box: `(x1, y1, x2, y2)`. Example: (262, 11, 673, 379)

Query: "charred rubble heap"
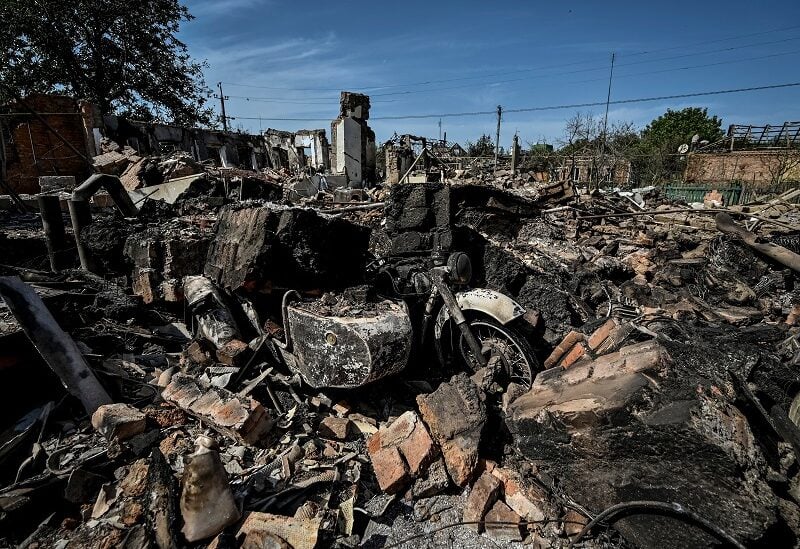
(1, 148, 800, 549)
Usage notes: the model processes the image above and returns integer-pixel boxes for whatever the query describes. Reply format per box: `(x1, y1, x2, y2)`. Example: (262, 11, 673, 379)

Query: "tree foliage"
(634, 107, 724, 183)
(641, 107, 724, 146)
(465, 134, 495, 157)
(0, 0, 214, 126)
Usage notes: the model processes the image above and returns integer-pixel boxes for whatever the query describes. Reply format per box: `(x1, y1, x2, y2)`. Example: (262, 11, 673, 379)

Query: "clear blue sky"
(180, 0, 800, 149)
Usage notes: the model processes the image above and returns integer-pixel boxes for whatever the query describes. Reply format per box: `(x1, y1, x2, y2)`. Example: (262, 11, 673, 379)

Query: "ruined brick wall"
(2, 94, 92, 194)
(385, 143, 415, 185)
(557, 157, 631, 185)
(685, 150, 800, 187)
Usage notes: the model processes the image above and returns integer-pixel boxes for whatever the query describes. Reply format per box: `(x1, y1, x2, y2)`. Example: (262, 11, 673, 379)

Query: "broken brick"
(587, 318, 618, 350)
(417, 374, 485, 486)
(463, 470, 502, 532)
(91, 403, 147, 441)
(559, 341, 587, 369)
(491, 467, 547, 522)
(543, 330, 585, 368)
(215, 338, 251, 367)
(162, 373, 273, 446)
(318, 417, 352, 440)
(485, 500, 523, 542)
(367, 443, 409, 494)
(367, 411, 437, 493)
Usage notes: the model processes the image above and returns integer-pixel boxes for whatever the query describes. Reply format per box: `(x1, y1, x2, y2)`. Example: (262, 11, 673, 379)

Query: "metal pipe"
(71, 173, 138, 217)
(67, 198, 93, 271)
(67, 174, 139, 271)
(37, 195, 67, 271)
(281, 290, 301, 352)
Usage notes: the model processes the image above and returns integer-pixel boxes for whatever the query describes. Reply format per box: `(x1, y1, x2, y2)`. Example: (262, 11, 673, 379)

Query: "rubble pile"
(1, 161, 800, 549)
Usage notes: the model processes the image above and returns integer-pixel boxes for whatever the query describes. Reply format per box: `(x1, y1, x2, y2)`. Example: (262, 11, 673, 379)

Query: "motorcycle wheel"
(437, 315, 539, 389)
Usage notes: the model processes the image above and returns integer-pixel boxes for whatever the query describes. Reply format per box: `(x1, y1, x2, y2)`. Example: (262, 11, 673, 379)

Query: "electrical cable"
(222, 46, 800, 105)
(567, 500, 746, 549)
(227, 81, 800, 123)
(220, 24, 800, 93)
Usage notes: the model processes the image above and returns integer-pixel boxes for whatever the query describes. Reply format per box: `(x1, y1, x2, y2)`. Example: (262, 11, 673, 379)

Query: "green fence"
(662, 181, 799, 205)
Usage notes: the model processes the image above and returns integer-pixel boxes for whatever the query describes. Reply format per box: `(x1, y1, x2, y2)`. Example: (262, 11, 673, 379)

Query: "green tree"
(0, 0, 214, 126)
(635, 107, 723, 183)
(465, 134, 495, 157)
(641, 107, 723, 145)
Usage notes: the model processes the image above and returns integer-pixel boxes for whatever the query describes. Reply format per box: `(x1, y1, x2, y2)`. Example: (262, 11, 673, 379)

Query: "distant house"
(556, 155, 632, 186)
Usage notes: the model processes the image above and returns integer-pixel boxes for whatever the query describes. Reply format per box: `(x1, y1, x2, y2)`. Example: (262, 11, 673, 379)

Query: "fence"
(662, 180, 800, 205)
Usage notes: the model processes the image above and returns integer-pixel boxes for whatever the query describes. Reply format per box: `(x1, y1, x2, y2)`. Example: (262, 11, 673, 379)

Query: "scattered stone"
(463, 470, 502, 532)
(484, 499, 523, 542)
(417, 373, 486, 486)
(318, 417, 352, 440)
(91, 403, 147, 441)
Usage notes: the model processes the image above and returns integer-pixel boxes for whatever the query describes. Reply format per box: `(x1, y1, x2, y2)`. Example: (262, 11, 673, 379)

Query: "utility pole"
(599, 53, 615, 191)
(494, 105, 502, 175)
(218, 82, 229, 132)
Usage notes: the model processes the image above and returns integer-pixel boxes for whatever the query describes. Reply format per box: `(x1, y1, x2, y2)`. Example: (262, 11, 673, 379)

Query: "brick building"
(0, 94, 95, 194)
(684, 122, 800, 188)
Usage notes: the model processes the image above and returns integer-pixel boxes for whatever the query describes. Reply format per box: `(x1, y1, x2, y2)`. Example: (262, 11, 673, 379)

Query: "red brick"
(485, 500, 523, 542)
(368, 442, 409, 494)
(318, 416, 351, 440)
(544, 330, 585, 368)
(91, 403, 146, 441)
(587, 318, 618, 350)
(162, 374, 273, 445)
(560, 341, 587, 369)
(366, 411, 437, 491)
(463, 471, 502, 532)
(491, 467, 547, 522)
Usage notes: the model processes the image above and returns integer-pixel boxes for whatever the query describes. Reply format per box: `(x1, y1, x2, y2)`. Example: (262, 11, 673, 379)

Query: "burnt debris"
(1, 95, 800, 549)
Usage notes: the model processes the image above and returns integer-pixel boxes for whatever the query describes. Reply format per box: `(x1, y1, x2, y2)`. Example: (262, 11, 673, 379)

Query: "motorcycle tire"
(436, 314, 540, 389)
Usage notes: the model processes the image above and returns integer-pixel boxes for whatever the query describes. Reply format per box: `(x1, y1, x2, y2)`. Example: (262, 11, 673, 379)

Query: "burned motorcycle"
(266, 251, 540, 390)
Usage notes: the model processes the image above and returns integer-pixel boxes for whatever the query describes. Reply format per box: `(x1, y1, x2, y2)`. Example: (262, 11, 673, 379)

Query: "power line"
(366, 36, 800, 98)
(229, 81, 800, 122)
(557, 48, 800, 88)
(220, 24, 800, 94)
(219, 40, 800, 106)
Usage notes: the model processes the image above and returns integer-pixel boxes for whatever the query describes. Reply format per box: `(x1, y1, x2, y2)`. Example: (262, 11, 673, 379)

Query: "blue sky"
(180, 0, 800, 149)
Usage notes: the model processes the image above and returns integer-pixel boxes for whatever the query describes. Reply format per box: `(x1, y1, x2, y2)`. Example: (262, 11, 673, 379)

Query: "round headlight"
(447, 252, 472, 285)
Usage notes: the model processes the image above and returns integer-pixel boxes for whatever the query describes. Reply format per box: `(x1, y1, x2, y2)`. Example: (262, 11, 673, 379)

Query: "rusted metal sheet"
(285, 301, 412, 388)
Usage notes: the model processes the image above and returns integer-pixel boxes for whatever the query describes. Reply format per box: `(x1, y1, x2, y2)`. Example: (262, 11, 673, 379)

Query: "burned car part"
(276, 298, 412, 388)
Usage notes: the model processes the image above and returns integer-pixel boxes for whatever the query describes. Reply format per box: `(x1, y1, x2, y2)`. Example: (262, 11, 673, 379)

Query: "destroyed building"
(2, 86, 800, 549)
(330, 92, 377, 185)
